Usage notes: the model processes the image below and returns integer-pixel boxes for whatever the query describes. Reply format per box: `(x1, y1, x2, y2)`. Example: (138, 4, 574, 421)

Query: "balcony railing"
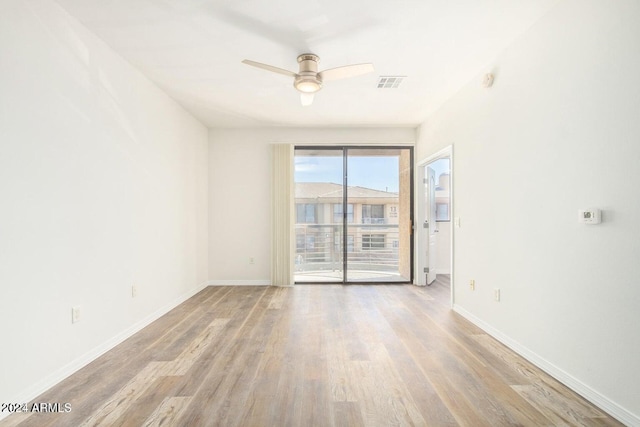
(294, 223, 400, 275)
(361, 217, 387, 225)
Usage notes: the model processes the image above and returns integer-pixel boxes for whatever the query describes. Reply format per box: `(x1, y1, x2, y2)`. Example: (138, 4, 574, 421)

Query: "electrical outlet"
(71, 306, 81, 324)
(494, 288, 501, 302)
(469, 279, 475, 291)
(132, 285, 138, 298)
(249, 257, 255, 265)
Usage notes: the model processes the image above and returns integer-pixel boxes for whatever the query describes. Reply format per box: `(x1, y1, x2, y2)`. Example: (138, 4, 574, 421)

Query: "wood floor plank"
(325, 325, 360, 402)
(163, 318, 229, 376)
(217, 291, 292, 427)
(169, 286, 267, 398)
(140, 396, 191, 427)
(329, 287, 371, 361)
(343, 288, 429, 426)
(0, 414, 30, 427)
(1, 278, 624, 427)
(267, 286, 289, 310)
(367, 318, 458, 424)
(109, 376, 184, 427)
(78, 362, 168, 427)
(358, 284, 546, 426)
(381, 300, 552, 425)
(173, 287, 271, 425)
(332, 401, 365, 427)
(272, 286, 310, 427)
(362, 302, 487, 426)
(470, 332, 623, 427)
(512, 383, 622, 427)
(235, 288, 295, 425)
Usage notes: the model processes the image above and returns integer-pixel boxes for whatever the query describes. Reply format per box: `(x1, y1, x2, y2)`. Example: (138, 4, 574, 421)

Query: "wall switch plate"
(470, 279, 475, 291)
(71, 306, 81, 323)
(454, 217, 461, 228)
(249, 257, 255, 265)
(132, 285, 138, 298)
(494, 289, 501, 302)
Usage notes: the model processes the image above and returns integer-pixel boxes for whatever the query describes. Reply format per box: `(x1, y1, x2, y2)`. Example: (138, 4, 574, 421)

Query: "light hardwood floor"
(2, 277, 623, 426)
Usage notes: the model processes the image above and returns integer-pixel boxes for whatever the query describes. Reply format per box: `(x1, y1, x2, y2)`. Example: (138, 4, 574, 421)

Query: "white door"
(425, 166, 437, 284)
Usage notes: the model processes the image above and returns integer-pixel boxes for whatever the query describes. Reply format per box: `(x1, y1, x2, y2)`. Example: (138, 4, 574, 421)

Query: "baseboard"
(453, 304, 639, 427)
(2, 280, 209, 421)
(208, 280, 271, 286)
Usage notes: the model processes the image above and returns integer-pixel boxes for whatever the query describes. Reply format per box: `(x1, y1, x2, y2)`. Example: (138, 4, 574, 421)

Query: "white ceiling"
(55, 0, 560, 128)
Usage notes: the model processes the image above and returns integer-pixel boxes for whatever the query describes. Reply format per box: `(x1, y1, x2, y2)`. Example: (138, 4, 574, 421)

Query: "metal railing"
(361, 217, 388, 224)
(294, 223, 400, 273)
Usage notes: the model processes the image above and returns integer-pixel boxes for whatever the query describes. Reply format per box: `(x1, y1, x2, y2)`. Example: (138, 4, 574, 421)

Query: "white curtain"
(270, 144, 294, 286)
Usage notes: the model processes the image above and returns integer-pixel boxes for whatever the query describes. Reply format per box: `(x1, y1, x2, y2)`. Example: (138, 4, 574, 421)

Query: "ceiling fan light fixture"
(242, 53, 373, 103)
(294, 78, 322, 93)
(300, 93, 314, 106)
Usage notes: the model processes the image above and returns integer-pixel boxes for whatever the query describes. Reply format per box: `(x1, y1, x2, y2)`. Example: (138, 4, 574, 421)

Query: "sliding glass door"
(293, 149, 344, 283)
(294, 147, 413, 284)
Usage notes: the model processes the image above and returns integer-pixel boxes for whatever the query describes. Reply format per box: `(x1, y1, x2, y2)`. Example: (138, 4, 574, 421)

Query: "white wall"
(208, 128, 415, 284)
(0, 0, 208, 408)
(417, 0, 640, 423)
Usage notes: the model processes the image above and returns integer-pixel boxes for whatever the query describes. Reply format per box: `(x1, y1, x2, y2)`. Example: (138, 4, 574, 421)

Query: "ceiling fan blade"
(241, 60, 297, 77)
(318, 63, 374, 82)
(300, 93, 314, 106)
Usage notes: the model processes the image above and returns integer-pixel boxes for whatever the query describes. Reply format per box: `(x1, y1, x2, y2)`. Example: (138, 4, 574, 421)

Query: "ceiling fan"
(242, 54, 374, 106)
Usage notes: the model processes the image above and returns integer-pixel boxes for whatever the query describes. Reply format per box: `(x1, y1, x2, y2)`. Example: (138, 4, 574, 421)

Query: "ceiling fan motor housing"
(294, 54, 322, 93)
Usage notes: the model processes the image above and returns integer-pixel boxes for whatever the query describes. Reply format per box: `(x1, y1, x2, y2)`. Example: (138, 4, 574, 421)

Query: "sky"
(294, 154, 450, 192)
(295, 155, 400, 192)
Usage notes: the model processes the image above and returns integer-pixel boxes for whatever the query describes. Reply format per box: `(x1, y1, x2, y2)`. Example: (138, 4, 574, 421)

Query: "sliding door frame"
(294, 145, 414, 285)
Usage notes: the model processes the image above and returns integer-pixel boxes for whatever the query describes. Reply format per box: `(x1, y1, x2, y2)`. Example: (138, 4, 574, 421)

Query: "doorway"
(417, 146, 452, 301)
(294, 146, 413, 284)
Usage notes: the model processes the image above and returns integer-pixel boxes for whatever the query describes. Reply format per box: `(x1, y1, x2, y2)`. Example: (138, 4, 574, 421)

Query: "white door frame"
(415, 145, 454, 307)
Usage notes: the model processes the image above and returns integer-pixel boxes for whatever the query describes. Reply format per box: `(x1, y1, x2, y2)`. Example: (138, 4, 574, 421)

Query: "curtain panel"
(270, 144, 294, 286)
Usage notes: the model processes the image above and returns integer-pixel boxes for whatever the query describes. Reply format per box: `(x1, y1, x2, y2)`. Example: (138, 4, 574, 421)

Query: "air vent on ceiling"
(377, 76, 405, 88)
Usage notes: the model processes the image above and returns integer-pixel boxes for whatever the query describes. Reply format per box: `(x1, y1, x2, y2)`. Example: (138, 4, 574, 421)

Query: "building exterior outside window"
(362, 204, 385, 224)
(362, 234, 385, 250)
(333, 203, 354, 223)
(294, 182, 399, 271)
(296, 203, 317, 223)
